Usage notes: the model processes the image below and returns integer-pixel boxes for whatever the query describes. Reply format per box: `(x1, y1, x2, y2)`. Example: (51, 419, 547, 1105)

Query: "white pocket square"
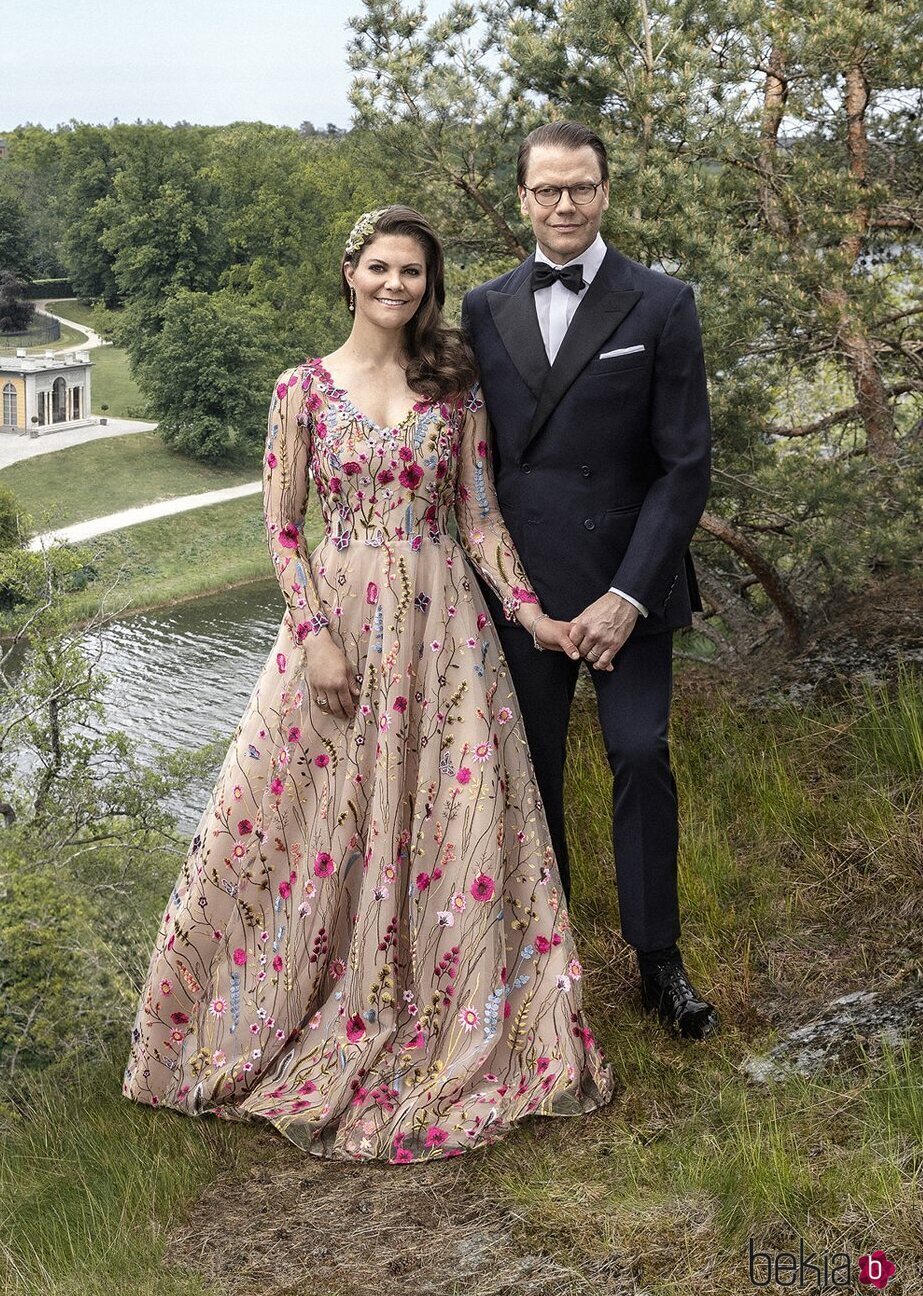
(599, 344, 646, 358)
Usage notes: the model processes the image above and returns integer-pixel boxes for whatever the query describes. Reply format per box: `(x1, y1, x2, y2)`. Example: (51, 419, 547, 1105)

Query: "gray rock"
(742, 980, 923, 1083)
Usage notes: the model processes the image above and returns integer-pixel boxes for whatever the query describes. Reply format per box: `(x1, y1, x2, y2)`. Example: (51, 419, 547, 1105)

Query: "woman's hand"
(533, 614, 582, 659)
(303, 633, 360, 719)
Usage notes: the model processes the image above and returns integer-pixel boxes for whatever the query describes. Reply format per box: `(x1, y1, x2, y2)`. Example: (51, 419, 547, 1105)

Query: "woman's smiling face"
(344, 234, 428, 327)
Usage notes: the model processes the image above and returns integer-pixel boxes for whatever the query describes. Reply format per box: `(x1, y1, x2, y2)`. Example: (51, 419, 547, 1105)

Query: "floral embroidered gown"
(123, 357, 615, 1163)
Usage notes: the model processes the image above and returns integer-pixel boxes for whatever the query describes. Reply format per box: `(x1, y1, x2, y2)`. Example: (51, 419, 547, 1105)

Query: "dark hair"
(340, 205, 478, 404)
(516, 121, 609, 188)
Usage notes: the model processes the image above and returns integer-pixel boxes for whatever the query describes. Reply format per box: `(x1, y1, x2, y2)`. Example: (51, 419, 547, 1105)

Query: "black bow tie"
(530, 262, 586, 294)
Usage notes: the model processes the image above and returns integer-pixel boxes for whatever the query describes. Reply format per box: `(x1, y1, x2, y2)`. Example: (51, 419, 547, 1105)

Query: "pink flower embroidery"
(237, 819, 253, 835)
(456, 767, 471, 784)
(346, 1013, 366, 1043)
(233, 948, 247, 966)
(470, 872, 495, 902)
(313, 852, 334, 877)
(366, 582, 379, 604)
(399, 464, 424, 489)
(393, 696, 408, 713)
(278, 524, 299, 549)
(314, 754, 330, 767)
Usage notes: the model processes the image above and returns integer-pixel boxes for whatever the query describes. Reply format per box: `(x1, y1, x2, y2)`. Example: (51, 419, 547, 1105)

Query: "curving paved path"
(11, 303, 262, 547)
(27, 481, 261, 552)
(33, 298, 109, 349)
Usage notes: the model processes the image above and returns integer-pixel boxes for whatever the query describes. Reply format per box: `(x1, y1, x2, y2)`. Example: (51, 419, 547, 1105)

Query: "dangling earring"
(349, 285, 356, 313)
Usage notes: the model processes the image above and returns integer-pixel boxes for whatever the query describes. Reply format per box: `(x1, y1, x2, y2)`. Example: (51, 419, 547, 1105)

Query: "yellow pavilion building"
(0, 348, 94, 434)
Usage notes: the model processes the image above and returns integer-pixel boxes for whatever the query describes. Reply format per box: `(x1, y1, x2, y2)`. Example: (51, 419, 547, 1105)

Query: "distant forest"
(1, 0, 920, 653)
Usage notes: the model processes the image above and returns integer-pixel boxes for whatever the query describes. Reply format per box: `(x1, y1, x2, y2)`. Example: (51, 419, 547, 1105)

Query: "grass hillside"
(4, 431, 260, 530)
(1, 659, 920, 1296)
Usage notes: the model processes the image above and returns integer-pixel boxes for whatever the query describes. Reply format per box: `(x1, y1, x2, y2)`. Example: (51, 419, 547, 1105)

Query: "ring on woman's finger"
(315, 694, 329, 708)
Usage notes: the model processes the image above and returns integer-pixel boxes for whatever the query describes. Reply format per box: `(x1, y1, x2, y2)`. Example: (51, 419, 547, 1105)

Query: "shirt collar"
(534, 232, 607, 285)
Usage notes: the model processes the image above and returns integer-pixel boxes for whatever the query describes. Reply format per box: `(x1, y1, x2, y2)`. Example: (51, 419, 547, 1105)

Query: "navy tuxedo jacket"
(461, 245, 712, 636)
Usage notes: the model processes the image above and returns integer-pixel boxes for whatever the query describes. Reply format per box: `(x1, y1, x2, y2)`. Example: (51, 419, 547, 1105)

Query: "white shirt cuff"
(609, 587, 648, 617)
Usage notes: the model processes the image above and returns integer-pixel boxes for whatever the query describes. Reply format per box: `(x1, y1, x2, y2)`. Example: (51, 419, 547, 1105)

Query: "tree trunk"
(818, 61, 898, 460)
(759, 44, 791, 236)
(698, 511, 805, 649)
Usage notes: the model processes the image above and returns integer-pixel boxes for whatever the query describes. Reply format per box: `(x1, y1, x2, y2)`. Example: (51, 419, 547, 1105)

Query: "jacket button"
(521, 462, 532, 474)
(581, 465, 591, 477)
(583, 518, 596, 530)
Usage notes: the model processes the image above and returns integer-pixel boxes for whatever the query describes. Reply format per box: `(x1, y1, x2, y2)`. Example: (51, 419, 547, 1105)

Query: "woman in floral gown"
(123, 206, 615, 1163)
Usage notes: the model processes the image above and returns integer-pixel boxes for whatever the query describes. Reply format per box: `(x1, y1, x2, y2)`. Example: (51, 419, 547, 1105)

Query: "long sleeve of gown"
(263, 366, 329, 642)
(453, 383, 543, 623)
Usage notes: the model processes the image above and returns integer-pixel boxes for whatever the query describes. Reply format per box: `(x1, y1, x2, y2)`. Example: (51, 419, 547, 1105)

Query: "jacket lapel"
(527, 251, 643, 444)
(486, 255, 550, 399)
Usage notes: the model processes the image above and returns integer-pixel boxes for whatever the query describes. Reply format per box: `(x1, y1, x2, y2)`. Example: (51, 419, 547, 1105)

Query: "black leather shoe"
(640, 956, 719, 1040)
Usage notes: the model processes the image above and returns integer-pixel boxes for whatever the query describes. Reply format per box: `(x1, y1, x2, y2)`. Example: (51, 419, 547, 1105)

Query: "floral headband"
(344, 208, 387, 259)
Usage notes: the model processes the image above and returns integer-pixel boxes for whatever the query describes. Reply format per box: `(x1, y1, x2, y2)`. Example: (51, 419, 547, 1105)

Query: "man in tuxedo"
(461, 120, 718, 1039)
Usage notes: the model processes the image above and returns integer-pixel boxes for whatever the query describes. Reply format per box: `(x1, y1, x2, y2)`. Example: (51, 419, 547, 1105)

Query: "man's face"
(518, 143, 610, 265)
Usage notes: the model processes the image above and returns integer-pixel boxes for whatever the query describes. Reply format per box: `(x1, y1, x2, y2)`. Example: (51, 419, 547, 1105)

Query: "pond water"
(79, 579, 285, 833)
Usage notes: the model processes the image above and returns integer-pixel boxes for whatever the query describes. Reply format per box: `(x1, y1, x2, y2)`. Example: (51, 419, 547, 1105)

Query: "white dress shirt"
(532, 234, 649, 619)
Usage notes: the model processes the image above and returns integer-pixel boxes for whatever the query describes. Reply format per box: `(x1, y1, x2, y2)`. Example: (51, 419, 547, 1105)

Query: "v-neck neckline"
(312, 357, 422, 435)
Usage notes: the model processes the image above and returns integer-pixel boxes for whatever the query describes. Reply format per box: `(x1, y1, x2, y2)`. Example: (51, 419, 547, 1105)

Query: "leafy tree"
(349, 0, 923, 652)
(0, 127, 67, 279)
(0, 548, 220, 1080)
(132, 286, 277, 459)
(97, 127, 226, 343)
(0, 188, 35, 279)
(0, 485, 30, 551)
(0, 272, 35, 334)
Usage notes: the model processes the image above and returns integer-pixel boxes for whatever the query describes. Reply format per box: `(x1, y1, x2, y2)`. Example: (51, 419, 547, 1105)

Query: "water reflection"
(82, 580, 284, 833)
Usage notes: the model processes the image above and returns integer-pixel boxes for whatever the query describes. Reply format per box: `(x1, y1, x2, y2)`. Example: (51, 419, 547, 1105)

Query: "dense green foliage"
(0, 272, 35, 334)
(1, 1, 920, 644)
(0, 189, 35, 279)
(2, 122, 391, 461)
(348, 0, 923, 645)
(0, 585, 224, 1080)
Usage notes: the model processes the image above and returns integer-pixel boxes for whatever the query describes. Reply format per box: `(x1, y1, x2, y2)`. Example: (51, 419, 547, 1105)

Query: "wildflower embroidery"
(122, 359, 613, 1163)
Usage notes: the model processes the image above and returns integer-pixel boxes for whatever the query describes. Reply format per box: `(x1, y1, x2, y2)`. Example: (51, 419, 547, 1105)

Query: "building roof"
(0, 350, 93, 375)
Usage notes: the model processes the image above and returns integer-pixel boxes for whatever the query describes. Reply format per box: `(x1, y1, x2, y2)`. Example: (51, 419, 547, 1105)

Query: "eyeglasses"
(522, 182, 605, 207)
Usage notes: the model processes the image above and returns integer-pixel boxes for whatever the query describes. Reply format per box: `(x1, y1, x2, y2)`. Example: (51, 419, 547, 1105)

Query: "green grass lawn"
(3, 431, 261, 532)
(44, 299, 101, 331)
(1, 668, 919, 1294)
(23, 318, 86, 352)
(0, 487, 324, 636)
(81, 342, 147, 417)
(25, 300, 147, 417)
